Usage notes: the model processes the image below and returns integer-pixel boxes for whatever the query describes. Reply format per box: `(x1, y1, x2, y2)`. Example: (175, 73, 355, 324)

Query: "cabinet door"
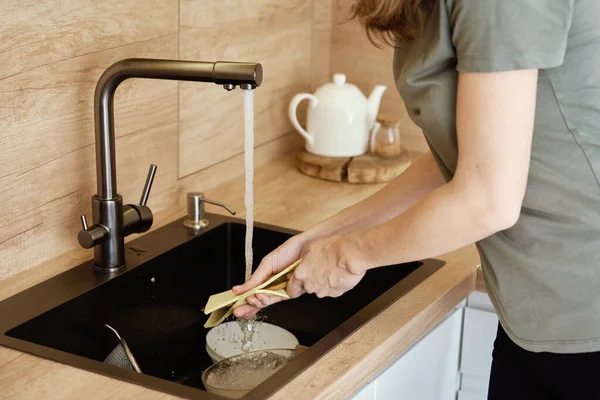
(457, 390, 487, 400)
(352, 381, 376, 400)
(373, 308, 462, 400)
(458, 306, 498, 398)
(460, 307, 498, 378)
(460, 374, 490, 395)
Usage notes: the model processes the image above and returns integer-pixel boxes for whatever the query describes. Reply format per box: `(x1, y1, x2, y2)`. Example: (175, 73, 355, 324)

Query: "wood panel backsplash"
(0, 0, 332, 280)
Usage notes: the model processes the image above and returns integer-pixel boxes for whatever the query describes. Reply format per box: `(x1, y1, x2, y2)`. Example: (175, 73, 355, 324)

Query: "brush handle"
(264, 281, 288, 291)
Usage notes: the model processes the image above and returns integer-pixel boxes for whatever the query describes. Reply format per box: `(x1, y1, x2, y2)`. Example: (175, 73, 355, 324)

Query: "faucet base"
(92, 264, 126, 274)
(92, 195, 126, 271)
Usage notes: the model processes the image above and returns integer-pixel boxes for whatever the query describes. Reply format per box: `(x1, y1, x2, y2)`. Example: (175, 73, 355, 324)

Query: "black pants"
(488, 323, 600, 399)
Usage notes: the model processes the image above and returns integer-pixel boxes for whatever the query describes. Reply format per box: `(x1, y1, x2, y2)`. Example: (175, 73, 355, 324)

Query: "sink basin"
(0, 213, 444, 399)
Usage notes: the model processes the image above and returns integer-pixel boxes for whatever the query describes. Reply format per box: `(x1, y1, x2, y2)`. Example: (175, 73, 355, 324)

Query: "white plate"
(206, 321, 299, 363)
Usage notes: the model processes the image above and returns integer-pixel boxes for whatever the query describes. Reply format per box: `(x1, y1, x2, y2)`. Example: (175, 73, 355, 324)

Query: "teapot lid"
(312, 73, 365, 103)
(333, 74, 346, 87)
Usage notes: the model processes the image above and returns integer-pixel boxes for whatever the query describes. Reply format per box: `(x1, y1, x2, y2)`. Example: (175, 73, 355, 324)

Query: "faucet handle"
(78, 215, 109, 249)
(80, 215, 89, 230)
(121, 164, 157, 237)
(139, 164, 157, 206)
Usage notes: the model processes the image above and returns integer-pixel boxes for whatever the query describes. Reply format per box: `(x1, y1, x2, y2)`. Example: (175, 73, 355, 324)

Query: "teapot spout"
(367, 85, 387, 127)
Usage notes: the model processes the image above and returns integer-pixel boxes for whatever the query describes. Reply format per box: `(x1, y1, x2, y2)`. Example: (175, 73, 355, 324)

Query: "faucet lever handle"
(78, 215, 109, 249)
(139, 164, 157, 207)
(80, 215, 89, 230)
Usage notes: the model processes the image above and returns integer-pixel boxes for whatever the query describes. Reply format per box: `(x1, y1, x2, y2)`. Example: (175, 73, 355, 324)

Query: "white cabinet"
(350, 292, 499, 400)
(457, 390, 487, 400)
(460, 307, 497, 377)
(352, 381, 376, 400)
(457, 293, 498, 399)
(352, 308, 463, 400)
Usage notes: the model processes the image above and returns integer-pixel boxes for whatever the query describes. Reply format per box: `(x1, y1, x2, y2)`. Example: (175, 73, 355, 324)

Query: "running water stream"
(243, 89, 254, 282)
(239, 89, 257, 351)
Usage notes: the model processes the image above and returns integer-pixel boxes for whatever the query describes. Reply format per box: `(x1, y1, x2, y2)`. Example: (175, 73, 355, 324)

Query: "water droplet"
(242, 341, 253, 352)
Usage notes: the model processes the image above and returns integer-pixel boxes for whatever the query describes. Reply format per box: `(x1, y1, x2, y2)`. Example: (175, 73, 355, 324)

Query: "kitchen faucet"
(78, 58, 262, 272)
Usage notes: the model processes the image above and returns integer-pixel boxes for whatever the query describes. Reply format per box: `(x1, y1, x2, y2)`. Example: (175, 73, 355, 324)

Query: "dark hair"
(350, 0, 433, 47)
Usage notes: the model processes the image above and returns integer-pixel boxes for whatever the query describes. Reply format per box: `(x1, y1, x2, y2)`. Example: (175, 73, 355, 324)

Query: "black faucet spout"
(94, 58, 262, 199)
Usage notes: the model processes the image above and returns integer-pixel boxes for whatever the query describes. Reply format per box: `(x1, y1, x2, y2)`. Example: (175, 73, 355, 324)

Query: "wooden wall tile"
(1, 1, 176, 82)
(311, 0, 333, 89)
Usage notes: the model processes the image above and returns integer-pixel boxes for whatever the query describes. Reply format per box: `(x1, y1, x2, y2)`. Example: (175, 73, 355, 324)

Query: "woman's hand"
(233, 235, 367, 319)
(232, 233, 311, 319)
(286, 236, 366, 299)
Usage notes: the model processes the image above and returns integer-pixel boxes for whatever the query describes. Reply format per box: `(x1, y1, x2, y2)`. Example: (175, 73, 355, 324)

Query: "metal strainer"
(103, 324, 142, 373)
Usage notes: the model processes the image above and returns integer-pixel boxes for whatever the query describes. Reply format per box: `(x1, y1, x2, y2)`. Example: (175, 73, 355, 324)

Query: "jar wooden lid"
(376, 114, 400, 125)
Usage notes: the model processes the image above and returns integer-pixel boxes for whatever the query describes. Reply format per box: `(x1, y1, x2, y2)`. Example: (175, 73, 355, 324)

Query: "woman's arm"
(231, 149, 445, 316)
(285, 69, 538, 298)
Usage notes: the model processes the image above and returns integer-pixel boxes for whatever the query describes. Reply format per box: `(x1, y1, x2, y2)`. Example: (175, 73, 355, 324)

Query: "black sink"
(0, 213, 444, 399)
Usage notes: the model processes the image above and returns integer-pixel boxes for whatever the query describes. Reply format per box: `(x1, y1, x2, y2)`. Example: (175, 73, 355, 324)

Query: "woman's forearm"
(304, 151, 446, 240)
(341, 179, 517, 272)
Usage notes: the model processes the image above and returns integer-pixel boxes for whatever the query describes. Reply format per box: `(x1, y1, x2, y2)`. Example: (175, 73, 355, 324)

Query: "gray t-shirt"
(394, 0, 600, 353)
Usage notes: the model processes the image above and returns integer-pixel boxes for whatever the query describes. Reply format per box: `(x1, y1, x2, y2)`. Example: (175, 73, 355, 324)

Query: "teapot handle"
(289, 93, 317, 145)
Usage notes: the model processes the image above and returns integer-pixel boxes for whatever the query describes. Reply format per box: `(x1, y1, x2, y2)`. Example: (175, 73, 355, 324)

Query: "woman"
(234, 0, 600, 398)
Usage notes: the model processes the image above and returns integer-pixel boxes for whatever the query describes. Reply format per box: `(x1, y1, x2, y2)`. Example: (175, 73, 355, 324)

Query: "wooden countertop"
(0, 150, 481, 400)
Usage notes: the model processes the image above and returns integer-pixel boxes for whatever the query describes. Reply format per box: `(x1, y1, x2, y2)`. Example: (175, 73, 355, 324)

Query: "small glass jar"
(370, 115, 402, 158)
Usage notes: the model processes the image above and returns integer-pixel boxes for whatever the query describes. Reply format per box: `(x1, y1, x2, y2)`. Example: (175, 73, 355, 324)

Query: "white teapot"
(289, 74, 386, 157)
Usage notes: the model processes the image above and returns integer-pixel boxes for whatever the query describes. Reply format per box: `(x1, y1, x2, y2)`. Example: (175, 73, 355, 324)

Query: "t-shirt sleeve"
(449, 0, 574, 72)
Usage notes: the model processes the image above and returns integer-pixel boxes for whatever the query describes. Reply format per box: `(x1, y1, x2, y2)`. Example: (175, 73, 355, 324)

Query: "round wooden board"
(296, 151, 350, 182)
(296, 150, 411, 184)
(347, 151, 411, 183)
